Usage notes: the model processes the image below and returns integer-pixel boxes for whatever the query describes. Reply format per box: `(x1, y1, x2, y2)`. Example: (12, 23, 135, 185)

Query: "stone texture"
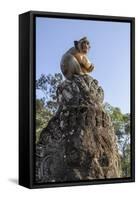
(35, 74, 121, 183)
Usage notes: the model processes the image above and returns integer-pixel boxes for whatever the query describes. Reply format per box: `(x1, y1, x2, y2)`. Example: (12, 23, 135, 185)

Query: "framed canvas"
(19, 11, 135, 189)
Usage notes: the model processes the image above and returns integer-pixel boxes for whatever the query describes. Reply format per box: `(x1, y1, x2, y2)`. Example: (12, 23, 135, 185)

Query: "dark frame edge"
(20, 10, 135, 23)
(32, 178, 135, 189)
(130, 18, 135, 182)
(31, 10, 135, 21)
(19, 11, 33, 188)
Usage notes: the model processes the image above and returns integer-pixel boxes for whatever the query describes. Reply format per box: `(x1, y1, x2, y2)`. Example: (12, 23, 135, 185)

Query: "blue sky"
(36, 17, 130, 114)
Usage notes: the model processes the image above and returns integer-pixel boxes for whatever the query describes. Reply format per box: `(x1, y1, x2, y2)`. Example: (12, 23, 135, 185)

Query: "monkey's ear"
(74, 41, 78, 49)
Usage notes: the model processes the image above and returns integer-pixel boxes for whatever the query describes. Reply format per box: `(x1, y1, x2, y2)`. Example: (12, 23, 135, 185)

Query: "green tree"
(36, 99, 53, 143)
(36, 73, 63, 142)
(104, 102, 130, 177)
(36, 73, 63, 114)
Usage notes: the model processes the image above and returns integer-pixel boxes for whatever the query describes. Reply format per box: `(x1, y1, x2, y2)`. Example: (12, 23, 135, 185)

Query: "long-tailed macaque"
(60, 37, 94, 79)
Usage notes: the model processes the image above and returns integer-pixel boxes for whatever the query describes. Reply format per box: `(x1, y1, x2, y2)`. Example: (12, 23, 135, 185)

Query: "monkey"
(60, 37, 94, 79)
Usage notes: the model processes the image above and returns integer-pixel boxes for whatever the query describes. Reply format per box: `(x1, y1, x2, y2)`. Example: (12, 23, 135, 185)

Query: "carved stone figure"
(60, 37, 94, 79)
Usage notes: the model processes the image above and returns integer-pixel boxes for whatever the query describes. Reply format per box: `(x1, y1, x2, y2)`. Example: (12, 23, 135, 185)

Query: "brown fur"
(60, 37, 94, 79)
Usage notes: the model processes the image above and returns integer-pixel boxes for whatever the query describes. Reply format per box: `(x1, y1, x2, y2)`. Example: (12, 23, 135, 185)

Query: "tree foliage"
(104, 102, 131, 177)
(36, 73, 63, 114)
(36, 73, 63, 142)
(36, 99, 53, 143)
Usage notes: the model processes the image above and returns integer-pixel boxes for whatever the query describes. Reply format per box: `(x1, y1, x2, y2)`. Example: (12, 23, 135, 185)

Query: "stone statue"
(60, 37, 94, 79)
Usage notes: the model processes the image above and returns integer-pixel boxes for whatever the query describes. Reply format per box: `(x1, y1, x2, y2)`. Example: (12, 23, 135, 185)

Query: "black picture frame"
(19, 10, 135, 189)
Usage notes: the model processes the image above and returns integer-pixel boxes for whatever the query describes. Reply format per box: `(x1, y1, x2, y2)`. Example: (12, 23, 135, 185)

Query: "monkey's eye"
(83, 41, 90, 46)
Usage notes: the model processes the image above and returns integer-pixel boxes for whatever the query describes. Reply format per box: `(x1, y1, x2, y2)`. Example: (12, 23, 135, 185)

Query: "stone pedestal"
(36, 74, 120, 183)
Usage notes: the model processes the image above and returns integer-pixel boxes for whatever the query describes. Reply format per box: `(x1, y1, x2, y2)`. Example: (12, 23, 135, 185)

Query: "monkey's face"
(81, 41, 90, 54)
(74, 37, 91, 54)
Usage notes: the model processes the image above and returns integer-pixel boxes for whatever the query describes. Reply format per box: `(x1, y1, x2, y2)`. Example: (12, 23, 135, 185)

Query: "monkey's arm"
(80, 63, 94, 73)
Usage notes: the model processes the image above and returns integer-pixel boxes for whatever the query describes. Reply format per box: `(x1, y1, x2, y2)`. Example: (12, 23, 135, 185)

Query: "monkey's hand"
(88, 63, 94, 72)
(80, 63, 94, 73)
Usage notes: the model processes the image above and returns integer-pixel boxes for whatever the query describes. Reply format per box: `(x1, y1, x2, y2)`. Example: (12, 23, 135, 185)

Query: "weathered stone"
(35, 74, 121, 183)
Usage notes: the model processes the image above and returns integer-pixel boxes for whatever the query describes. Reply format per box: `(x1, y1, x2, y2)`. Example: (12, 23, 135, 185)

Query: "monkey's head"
(74, 37, 91, 54)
